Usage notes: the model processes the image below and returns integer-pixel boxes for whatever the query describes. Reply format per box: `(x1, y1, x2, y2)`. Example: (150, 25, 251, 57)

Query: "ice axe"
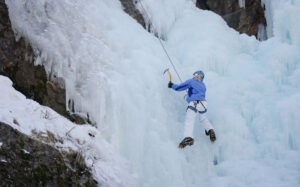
(163, 68, 172, 82)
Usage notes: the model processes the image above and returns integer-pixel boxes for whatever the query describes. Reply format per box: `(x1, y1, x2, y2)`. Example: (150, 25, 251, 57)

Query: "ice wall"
(5, 0, 300, 186)
(139, 0, 300, 186)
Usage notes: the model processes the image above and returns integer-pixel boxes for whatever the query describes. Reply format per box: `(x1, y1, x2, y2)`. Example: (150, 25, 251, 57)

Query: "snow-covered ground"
(0, 76, 134, 186)
(3, 0, 300, 186)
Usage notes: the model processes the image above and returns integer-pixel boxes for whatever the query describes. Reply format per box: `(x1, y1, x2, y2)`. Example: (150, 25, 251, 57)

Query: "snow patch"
(21, 149, 30, 154)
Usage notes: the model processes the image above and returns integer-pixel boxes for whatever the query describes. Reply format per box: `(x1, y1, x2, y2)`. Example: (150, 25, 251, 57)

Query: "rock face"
(120, 0, 146, 28)
(0, 122, 97, 186)
(121, 0, 266, 40)
(196, 0, 266, 39)
(0, 0, 86, 124)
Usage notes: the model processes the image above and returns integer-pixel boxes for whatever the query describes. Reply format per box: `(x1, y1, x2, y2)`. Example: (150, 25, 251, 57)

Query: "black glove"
(168, 81, 173, 88)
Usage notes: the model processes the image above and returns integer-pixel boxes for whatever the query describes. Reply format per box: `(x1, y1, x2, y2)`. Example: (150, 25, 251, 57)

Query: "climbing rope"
(137, 0, 183, 83)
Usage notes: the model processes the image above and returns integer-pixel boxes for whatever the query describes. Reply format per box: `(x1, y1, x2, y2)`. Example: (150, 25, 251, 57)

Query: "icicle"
(258, 23, 267, 41)
(239, 0, 246, 8)
(261, 0, 274, 38)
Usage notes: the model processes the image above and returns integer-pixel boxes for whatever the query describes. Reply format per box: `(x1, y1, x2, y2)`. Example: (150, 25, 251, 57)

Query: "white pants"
(183, 101, 214, 138)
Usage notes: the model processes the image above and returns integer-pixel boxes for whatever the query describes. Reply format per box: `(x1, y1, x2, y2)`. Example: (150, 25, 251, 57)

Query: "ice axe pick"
(163, 68, 172, 82)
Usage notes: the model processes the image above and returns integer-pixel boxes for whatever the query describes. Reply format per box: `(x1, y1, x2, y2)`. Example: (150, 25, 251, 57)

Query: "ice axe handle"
(168, 71, 172, 82)
(163, 68, 172, 82)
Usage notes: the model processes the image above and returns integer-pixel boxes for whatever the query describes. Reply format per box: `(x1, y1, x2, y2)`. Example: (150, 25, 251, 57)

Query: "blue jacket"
(172, 78, 206, 102)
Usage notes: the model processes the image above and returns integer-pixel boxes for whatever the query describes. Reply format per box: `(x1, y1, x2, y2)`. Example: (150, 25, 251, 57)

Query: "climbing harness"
(137, 0, 182, 83)
(186, 100, 207, 114)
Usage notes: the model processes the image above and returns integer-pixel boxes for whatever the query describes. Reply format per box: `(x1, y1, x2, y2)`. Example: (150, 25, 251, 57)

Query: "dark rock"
(196, 0, 210, 10)
(120, 0, 146, 28)
(0, 122, 97, 186)
(69, 113, 90, 125)
(0, 0, 88, 124)
(196, 0, 266, 39)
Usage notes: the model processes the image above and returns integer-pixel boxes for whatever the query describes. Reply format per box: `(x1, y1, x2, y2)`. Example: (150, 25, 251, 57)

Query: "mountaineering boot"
(205, 129, 216, 142)
(179, 137, 194, 149)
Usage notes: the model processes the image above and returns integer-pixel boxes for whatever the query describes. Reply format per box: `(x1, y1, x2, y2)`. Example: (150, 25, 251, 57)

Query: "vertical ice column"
(239, 0, 245, 8)
(261, 0, 273, 38)
(258, 23, 267, 41)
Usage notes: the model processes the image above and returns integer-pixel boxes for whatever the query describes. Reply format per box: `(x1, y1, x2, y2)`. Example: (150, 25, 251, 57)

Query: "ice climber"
(168, 70, 216, 148)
